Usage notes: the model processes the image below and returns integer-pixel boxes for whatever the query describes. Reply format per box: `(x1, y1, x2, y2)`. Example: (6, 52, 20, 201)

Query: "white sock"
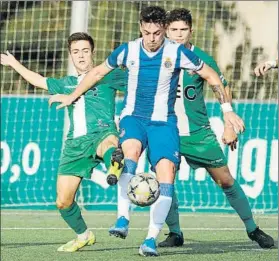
(77, 229, 89, 241)
(117, 172, 133, 220)
(147, 195, 172, 239)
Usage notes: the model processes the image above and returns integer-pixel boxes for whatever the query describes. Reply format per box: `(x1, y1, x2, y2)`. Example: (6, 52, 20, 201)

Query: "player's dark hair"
(140, 6, 167, 26)
(68, 32, 95, 52)
(166, 8, 192, 28)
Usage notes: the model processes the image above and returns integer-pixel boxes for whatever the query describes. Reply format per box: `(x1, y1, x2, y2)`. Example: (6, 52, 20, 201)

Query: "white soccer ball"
(127, 173, 160, 207)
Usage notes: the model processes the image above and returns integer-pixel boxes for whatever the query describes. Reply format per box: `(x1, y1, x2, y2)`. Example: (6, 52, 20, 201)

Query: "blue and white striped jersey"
(106, 38, 203, 122)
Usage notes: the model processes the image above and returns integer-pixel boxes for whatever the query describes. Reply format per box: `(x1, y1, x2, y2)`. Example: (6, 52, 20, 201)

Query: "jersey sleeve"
(208, 58, 228, 87)
(105, 43, 128, 69)
(97, 68, 127, 92)
(108, 68, 127, 92)
(46, 78, 65, 95)
(178, 45, 204, 71)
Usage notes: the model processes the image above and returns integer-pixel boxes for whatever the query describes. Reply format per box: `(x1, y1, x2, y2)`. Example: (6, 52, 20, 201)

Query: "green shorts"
(180, 127, 227, 170)
(58, 128, 118, 179)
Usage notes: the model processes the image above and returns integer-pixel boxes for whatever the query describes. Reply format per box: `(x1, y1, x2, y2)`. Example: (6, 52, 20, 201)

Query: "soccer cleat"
(248, 227, 274, 249)
(139, 238, 159, 257)
(109, 216, 129, 239)
(158, 232, 184, 247)
(107, 145, 124, 186)
(57, 231, 96, 252)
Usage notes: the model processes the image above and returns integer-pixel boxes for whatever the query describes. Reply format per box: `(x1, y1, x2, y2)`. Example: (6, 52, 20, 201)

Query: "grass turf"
(1, 211, 278, 261)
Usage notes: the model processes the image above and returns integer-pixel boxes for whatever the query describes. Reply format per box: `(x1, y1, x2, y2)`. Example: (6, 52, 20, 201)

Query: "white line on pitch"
(1, 227, 277, 231)
(1, 212, 277, 219)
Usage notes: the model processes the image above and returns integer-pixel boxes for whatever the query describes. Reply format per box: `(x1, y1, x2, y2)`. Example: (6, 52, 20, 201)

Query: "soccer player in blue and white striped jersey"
(50, 6, 245, 257)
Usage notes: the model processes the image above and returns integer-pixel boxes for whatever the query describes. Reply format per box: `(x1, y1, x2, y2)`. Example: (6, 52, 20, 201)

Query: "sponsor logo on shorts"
(210, 158, 223, 163)
(119, 128, 125, 138)
(98, 119, 109, 127)
(174, 151, 179, 159)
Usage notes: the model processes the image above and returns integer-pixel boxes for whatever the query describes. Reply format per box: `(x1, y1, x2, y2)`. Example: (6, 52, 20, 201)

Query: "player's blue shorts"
(119, 115, 180, 171)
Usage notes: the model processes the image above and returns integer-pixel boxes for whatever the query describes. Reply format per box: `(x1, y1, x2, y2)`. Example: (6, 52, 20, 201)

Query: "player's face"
(69, 40, 94, 74)
(167, 21, 192, 46)
(140, 22, 166, 52)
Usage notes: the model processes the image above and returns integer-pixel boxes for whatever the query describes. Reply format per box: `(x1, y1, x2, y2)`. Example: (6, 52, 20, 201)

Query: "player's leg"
(96, 134, 124, 185)
(158, 191, 184, 247)
(181, 128, 273, 248)
(207, 166, 274, 248)
(56, 175, 95, 252)
(199, 129, 273, 248)
(109, 138, 141, 238)
(159, 131, 203, 248)
(97, 134, 118, 169)
(139, 122, 179, 256)
(109, 116, 147, 238)
(161, 128, 274, 248)
(56, 135, 102, 252)
(139, 158, 176, 256)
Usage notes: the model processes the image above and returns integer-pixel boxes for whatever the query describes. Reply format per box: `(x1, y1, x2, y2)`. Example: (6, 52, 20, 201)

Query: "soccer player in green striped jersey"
(158, 8, 274, 249)
(0, 32, 126, 252)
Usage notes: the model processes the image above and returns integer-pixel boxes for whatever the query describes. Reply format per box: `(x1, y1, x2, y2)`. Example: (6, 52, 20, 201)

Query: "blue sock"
(123, 159, 137, 175)
(160, 183, 174, 197)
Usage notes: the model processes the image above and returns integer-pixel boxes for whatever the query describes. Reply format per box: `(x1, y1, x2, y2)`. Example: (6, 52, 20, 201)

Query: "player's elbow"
(35, 77, 48, 90)
(88, 67, 105, 83)
(201, 67, 221, 86)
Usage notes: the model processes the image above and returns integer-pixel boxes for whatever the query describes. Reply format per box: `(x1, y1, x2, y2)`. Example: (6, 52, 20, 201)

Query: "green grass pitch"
(1, 211, 277, 261)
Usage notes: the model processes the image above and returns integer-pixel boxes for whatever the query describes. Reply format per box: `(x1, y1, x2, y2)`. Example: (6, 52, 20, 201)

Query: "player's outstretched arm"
(254, 59, 278, 77)
(0, 51, 47, 90)
(197, 64, 245, 134)
(49, 62, 112, 109)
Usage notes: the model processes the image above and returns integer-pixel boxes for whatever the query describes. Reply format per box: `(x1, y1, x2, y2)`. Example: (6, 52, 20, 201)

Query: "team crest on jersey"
(164, 57, 172, 68)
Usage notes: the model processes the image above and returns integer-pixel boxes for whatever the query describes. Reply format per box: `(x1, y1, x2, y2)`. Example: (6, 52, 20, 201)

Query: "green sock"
(59, 201, 87, 235)
(103, 147, 115, 169)
(165, 191, 181, 235)
(223, 181, 257, 233)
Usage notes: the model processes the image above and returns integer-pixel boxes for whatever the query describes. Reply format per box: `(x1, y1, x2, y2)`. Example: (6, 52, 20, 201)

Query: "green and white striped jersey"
(47, 69, 126, 139)
(175, 45, 228, 136)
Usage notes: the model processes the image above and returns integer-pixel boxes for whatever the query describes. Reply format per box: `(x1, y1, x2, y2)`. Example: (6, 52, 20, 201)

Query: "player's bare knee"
(156, 159, 175, 183)
(97, 135, 118, 157)
(219, 170, 234, 188)
(56, 198, 73, 210)
(220, 176, 235, 188)
(122, 139, 142, 161)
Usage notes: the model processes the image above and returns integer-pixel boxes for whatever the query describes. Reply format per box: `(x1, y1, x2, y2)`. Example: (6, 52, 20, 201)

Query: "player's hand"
(0, 51, 17, 67)
(222, 124, 238, 151)
(254, 61, 273, 77)
(223, 111, 245, 134)
(48, 94, 75, 109)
